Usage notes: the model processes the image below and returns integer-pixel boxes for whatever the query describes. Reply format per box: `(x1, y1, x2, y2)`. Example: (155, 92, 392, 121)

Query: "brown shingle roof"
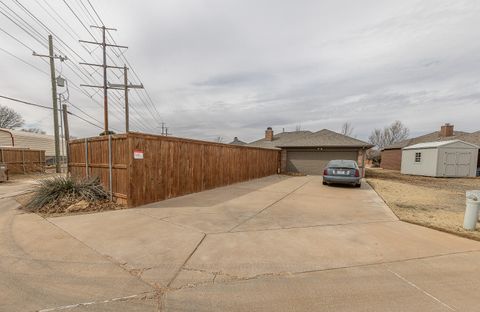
(457, 131, 480, 146)
(248, 131, 312, 149)
(383, 130, 469, 150)
(248, 129, 372, 149)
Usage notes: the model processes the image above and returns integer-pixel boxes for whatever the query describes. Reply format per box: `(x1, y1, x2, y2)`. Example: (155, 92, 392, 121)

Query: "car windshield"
(327, 160, 357, 169)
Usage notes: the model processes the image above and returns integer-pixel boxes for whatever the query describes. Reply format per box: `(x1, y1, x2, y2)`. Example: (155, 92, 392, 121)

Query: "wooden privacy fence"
(69, 132, 280, 207)
(0, 147, 46, 174)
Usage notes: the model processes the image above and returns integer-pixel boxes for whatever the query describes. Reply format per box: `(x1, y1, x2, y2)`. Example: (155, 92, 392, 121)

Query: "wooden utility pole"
(108, 65, 143, 132)
(62, 103, 70, 170)
(33, 35, 66, 173)
(79, 26, 127, 134)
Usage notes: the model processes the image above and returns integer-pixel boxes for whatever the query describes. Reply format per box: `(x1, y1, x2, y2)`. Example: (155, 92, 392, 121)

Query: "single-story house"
(0, 128, 65, 158)
(229, 137, 247, 145)
(401, 140, 479, 177)
(381, 123, 472, 170)
(248, 127, 373, 175)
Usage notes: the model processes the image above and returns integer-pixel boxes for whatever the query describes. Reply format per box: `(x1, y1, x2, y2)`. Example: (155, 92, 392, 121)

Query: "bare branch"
(369, 120, 409, 149)
(340, 122, 354, 137)
(0, 105, 24, 129)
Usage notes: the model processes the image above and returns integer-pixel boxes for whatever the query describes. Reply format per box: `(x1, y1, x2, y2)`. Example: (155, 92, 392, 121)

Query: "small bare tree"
(215, 136, 224, 143)
(0, 105, 24, 129)
(295, 124, 302, 131)
(369, 120, 409, 149)
(340, 122, 354, 137)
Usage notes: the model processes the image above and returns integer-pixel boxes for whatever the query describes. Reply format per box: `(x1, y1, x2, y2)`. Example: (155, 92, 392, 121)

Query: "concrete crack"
(37, 292, 155, 312)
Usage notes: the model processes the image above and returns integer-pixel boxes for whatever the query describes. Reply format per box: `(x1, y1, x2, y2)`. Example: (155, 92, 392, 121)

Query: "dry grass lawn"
(366, 168, 480, 241)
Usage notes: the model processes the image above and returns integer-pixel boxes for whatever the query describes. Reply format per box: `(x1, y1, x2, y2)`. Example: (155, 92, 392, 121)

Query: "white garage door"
(286, 151, 358, 175)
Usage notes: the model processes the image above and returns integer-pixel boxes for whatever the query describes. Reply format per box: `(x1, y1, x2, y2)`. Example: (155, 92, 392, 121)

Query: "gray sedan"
(322, 160, 361, 187)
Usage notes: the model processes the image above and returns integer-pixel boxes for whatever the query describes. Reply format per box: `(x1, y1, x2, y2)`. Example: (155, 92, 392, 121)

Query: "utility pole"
(33, 35, 67, 173)
(62, 103, 70, 171)
(79, 26, 127, 134)
(108, 65, 143, 132)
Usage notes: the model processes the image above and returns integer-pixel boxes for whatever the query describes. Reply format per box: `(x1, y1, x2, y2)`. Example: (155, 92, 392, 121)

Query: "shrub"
(26, 175, 109, 211)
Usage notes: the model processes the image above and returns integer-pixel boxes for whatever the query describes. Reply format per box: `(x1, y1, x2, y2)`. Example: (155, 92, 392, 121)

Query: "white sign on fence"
(133, 150, 144, 159)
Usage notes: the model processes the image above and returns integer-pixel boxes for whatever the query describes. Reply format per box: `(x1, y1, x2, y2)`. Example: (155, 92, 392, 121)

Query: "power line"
(0, 46, 49, 75)
(2, 1, 157, 133)
(0, 94, 104, 130)
(3, 2, 130, 127)
(85, 0, 164, 126)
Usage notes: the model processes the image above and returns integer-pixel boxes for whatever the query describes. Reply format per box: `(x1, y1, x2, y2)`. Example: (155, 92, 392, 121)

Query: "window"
(415, 152, 422, 163)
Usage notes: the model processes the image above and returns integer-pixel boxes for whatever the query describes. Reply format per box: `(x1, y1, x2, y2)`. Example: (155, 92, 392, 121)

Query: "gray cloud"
(0, 0, 479, 143)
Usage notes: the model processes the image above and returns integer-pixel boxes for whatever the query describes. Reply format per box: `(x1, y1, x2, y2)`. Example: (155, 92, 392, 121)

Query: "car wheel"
(322, 181, 327, 185)
(355, 183, 361, 188)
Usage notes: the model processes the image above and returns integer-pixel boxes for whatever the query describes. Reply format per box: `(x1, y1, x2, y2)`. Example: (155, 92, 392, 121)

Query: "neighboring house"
(248, 127, 373, 175)
(401, 140, 478, 177)
(381, 123, 470, 170)
(0, 128, 65, 158)
(229, 137, 247, 145)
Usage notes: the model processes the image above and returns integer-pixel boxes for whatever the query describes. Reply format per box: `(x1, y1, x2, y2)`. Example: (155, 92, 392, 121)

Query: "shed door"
(457, 152, 472, 176)
(286, 151, 358, 175)
(443, 152, 472, 177)
(444, 152, 456, 176)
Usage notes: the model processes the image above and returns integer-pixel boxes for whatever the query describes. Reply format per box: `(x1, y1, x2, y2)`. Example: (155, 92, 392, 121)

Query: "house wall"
(280, 149, 287, 173)
(381, 149, 402, 170)
(401, 148, 438, 176)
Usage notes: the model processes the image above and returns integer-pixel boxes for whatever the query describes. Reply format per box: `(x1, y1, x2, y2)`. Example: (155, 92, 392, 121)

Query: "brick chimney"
(440, 123, 454, 137)
(265, 127, 274, 141)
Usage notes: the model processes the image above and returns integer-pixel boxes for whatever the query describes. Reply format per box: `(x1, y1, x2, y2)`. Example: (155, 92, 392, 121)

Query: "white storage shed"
(401, 140, 479, 177)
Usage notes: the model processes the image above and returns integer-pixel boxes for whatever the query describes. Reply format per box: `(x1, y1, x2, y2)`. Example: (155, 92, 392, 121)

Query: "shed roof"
(403, 140, 479, 150)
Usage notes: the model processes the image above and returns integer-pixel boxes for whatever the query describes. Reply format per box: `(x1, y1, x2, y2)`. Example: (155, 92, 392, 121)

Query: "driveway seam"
(166, 233, 207, 288)
(133, 210, 207, 235)
(210, 219, 398, 235)
(386, 268, 456, 311)
(227, 178, 312, 232)
(171, 249, 480, 292)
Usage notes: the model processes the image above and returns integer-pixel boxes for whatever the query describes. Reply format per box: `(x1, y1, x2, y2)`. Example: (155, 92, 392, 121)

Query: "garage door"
(286, 151, 358, 175)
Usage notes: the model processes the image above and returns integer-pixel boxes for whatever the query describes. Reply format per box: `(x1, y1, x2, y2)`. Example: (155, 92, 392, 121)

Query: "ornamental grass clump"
(26, 175, 109, 213)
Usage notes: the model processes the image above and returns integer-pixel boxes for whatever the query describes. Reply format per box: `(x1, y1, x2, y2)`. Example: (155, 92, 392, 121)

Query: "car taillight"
(354, 169, 360, 177)
(323, 168, 328, 176)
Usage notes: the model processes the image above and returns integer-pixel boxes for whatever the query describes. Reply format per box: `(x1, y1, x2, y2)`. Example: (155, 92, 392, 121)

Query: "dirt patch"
(366, 168, 480, 241)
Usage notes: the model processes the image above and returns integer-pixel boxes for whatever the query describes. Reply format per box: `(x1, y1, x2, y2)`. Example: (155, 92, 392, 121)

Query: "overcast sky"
(1, 0, 479, 142)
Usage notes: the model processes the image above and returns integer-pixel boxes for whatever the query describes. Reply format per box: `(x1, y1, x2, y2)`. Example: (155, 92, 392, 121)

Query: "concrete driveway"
(2, 175, 480, 311)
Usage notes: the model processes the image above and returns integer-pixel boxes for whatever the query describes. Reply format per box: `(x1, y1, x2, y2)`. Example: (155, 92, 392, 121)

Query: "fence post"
(39, 150, 43, 172)
(22, 150, 26, 174)
(85, 138, 89, 178)
(108, 135, 113, 201)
